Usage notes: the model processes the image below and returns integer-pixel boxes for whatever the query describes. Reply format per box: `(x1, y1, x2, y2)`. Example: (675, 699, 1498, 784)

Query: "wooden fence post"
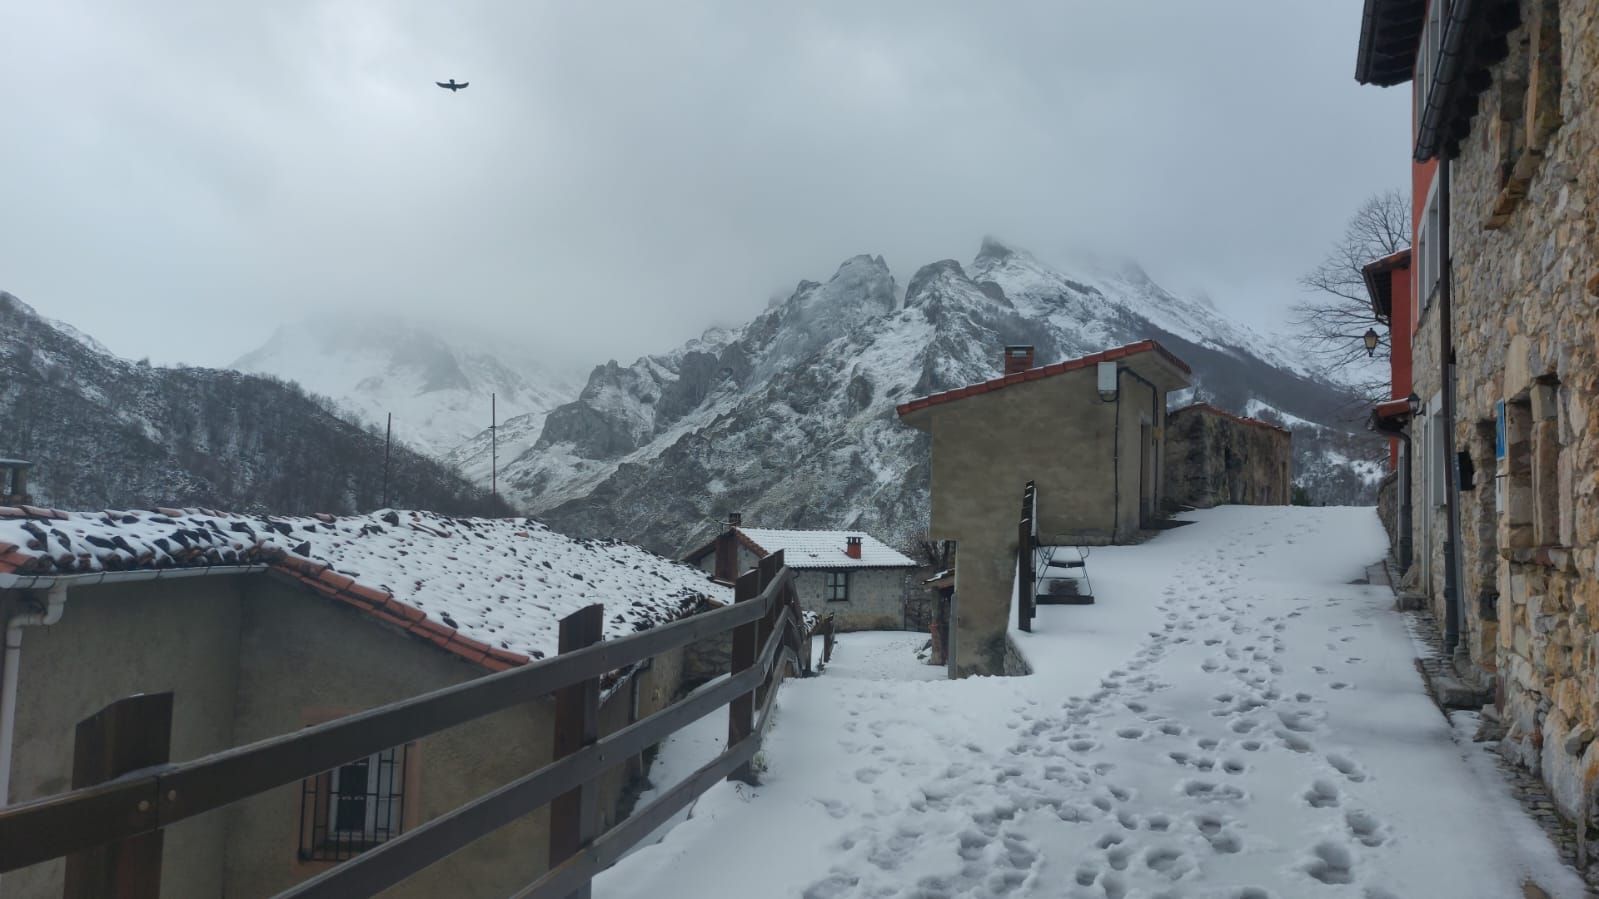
(549, 604, 603, 898)
(726, 568, 760, 784)
(62, 692, 173, 899)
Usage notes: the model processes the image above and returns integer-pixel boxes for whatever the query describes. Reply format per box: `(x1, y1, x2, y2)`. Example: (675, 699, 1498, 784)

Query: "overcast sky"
(1, 1, 1410, 370)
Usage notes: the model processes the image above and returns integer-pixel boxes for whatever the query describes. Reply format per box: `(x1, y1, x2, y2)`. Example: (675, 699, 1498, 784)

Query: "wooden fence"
(0, 551, 808, 898)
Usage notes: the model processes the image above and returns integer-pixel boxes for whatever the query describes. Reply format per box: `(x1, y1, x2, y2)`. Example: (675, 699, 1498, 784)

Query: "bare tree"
(1292, 189, 1410, 403)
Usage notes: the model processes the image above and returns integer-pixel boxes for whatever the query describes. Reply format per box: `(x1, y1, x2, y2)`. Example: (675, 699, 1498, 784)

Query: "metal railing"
(0, 550, 808, 898)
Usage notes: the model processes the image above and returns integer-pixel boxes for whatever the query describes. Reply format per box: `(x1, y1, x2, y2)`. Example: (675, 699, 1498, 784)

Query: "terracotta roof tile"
(1170, 403, 1293, 435)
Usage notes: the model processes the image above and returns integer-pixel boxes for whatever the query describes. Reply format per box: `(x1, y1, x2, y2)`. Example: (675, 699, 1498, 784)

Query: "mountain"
(478, 240, 1382, 556)
(231, 316, 582, 474)
(0, 291, 511, 516)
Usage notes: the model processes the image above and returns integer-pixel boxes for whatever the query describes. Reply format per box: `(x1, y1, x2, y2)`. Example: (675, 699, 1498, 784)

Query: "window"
(1413, 0, 1444, 136)
(299, 745, 409, 861)
(1415, 182, 1442, 311)
(825, 571, 850, 602)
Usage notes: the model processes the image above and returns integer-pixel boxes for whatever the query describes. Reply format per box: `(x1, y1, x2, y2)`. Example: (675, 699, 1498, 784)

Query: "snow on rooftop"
(735, 527, 916, 569)
(0, 507, 730, 664)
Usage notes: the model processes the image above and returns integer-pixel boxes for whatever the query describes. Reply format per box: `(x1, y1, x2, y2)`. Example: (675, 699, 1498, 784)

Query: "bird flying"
(436, 79, 469, 92)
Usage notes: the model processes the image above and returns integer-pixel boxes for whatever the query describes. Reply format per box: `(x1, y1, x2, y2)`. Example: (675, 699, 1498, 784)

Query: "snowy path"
(597, 507, 1587, 899)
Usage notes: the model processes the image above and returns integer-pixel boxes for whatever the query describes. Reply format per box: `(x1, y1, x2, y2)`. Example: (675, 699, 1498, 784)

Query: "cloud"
(0, 0, 1410, 368)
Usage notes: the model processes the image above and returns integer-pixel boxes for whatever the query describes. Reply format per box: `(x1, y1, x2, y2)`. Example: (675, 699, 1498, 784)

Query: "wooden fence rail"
(0, 552, 809, 899)
(1017, 480, 1037, 632)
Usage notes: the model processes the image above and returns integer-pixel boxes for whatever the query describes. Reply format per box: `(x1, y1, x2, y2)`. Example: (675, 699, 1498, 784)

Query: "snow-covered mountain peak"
(496, 239, 1378, 553)
(231, 314, 580, 462)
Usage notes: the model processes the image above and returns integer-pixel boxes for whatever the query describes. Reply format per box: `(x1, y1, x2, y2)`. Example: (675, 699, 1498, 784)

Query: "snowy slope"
(509, 241, 1379, 555)
(597, 507, 1587, 899)
(231, 316, 581, 462)
(0, 291, 505, 516)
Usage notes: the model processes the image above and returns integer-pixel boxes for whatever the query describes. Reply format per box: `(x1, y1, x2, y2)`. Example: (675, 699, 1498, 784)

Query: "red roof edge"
(1373, 398, 1412, 420)
(895, 339, 1191, 417)
(272, 564, 533, 670)
(1170, 402, 1293, 436)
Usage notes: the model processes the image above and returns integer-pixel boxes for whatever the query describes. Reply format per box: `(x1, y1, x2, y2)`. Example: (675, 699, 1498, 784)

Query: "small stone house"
(683, 520, 917, 631)
(1164, 404, 1293, 508)
(0, 506, 729, 898)
(896, 340, 1192, 677)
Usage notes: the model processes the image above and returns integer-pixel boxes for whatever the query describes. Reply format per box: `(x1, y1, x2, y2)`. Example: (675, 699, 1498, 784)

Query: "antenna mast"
(382, 412, 392, 508)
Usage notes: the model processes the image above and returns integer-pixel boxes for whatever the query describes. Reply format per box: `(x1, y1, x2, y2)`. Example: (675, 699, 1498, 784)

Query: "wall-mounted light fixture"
(1097, 362, 1118, 402)
(1363, 328, 1380, 357)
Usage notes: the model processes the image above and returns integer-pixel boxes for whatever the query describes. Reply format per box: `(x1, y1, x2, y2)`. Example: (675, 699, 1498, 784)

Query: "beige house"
(0, 507, 728, 898)
(897, 341, 1192, 677)
(1164, 404, 1293, 508)
(684, 520, 917, 631)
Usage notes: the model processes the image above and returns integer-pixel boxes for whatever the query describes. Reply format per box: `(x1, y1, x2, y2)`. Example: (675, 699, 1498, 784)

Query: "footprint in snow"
(1277, 710, 1319, 733)
(1302, 841, 1356, 885)
(1345, 809, 1388, 846)
(1183, 780, 1245, 802)
(1277, 730, 1315, 753)
(1326, 753, 1367, 782)
(1303, 779, 1341, 808)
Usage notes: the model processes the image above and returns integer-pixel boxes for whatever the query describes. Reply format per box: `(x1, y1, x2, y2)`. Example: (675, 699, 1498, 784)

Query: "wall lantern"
(1097, 362, 1118, 402)
(1363, 328, 1380, 357)
(1407, 392, 1422, 416)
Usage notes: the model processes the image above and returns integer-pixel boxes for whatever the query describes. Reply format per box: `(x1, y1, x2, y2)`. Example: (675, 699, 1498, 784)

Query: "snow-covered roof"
(734, 527, 916, 570)
(0, 506, 729, 670)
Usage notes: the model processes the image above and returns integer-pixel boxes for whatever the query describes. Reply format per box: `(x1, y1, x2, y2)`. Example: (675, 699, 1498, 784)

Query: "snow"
(0, 507, 729, 663)
(1244, 398, 1323, 433)
(231, 315, 580, 462)
(596, 507, 1586, 899)
(736, 528, 918, 570)
(1320, 449, 1388, 487)
(820, 631, 947, 683)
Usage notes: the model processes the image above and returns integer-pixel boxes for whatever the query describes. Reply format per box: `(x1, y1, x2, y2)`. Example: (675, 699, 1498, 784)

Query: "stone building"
(683, 520, 917, 632)
(1164, 404, 1293, 508)
(896, 340, 1191, 677)
(0, 507, 728, 897)
(1357, 0, 1599, 835)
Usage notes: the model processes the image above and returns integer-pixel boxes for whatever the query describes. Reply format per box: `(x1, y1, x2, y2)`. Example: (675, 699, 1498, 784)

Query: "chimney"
(844, 536, 862, 559)
(727, 511, 742, 527)
(1003, 345, 1035, 375)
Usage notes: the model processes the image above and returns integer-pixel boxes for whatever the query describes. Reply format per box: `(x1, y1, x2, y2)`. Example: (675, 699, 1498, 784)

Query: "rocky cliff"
(486, 240, 1382, 554)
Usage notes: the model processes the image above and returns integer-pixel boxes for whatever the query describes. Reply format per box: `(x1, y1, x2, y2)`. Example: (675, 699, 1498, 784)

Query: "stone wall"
(793, 568, 907, 631)
(1164, 404, 1293, 508)
(1445, 0, 1599, 830)
(1377, 470, 1400, 556)
(1002, 634, 1033, 677)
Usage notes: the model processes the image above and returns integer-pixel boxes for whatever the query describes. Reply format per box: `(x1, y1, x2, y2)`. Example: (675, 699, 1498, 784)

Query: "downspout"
(1438, 158, 1466, 658)
(0, 582, 68, 808)
(1111, 369, 1123, 540)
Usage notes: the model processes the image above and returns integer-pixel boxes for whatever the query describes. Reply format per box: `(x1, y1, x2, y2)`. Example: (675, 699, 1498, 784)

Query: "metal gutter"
(1415, 0, 1477, 161)
(0, 563, 270, 592)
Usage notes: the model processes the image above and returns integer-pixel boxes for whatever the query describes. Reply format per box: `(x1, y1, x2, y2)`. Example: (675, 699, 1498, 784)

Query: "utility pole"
(491, 393, 497, 498)
(382, 412, 392, 508)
